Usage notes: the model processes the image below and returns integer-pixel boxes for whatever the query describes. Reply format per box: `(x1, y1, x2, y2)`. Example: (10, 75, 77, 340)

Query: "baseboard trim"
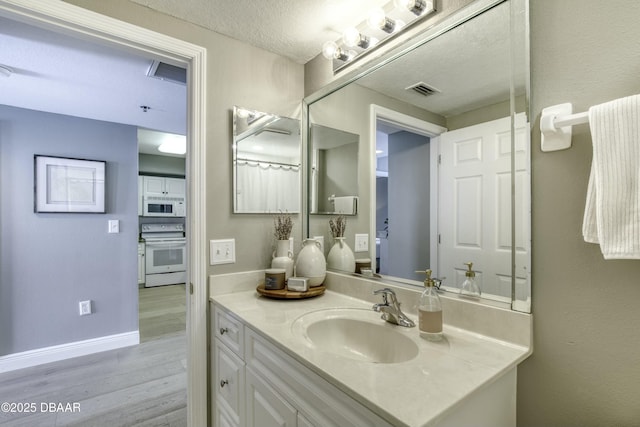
(0, 331, 140, 373)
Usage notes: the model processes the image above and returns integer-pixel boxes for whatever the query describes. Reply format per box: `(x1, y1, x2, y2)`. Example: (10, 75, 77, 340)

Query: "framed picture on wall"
(34, 155, 106, 213)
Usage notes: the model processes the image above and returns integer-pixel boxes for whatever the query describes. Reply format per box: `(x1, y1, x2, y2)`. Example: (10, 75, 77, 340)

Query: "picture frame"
(34, 155, 106, 213)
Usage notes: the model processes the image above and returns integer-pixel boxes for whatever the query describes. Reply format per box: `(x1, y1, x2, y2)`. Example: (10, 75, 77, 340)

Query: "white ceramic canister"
(327, 237, 356, 273)
(294, 238, 326, 287)
(271, 240, 294, 280)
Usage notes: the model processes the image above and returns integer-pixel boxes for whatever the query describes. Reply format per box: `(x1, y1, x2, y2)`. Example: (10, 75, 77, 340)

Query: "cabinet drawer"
(213, 338, 245, 426)
(213, 305, 244, 358)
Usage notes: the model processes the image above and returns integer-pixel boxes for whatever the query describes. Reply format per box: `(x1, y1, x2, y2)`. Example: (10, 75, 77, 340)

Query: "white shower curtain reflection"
(236, 161, 299, 213)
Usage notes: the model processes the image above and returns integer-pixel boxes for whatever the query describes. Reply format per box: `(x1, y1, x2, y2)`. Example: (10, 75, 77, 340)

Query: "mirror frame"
(303, 0, 531, 312)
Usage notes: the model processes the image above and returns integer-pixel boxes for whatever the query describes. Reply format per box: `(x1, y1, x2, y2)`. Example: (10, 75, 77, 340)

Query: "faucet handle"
(374, 288, 398, 305)
(373, 287, 393, 304)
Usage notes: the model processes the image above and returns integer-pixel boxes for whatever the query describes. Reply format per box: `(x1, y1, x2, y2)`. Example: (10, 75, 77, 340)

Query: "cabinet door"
(164, 177, 186, 198)
(214, 339, 245, 426)
(215, 404, 239, 427)
(143, 176, 166, 197)
(297, 413, 315, 427)
(246, 368, 296, 427)
(137, 244, 145, 285)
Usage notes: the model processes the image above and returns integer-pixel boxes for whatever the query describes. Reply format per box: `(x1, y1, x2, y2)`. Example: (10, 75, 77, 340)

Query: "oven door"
(145, 239, 186, 273)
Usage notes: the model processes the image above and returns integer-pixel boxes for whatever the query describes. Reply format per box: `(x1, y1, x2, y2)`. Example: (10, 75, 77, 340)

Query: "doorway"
(375, 125, 431, 281)
(0, 1, 207, 424)
(369, 105, 446, 283)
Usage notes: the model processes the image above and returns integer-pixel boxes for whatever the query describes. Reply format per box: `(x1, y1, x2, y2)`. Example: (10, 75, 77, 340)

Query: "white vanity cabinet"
(211, 304, 392, 427)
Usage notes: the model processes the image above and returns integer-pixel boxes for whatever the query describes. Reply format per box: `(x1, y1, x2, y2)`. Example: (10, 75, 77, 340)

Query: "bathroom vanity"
(210, 272, 532, 427)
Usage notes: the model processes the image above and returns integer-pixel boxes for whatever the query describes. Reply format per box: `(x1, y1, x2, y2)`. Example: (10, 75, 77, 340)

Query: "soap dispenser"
(460, 262, 481, 299)
(416, 269, 443, 341)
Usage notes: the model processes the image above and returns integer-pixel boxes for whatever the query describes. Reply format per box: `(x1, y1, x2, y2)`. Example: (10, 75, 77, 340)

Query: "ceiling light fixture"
(322, 0, 436, 73)
(158, 134, 186, 155)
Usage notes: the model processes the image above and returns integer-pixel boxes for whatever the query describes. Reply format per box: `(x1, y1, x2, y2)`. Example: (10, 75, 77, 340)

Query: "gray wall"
(0, 105, 138, 355)
(387, 131, 430, 281)
(519, 1, 640, 425)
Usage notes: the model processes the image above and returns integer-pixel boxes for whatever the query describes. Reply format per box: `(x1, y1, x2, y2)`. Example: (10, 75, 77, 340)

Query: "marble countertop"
(211, 290, 531, 427)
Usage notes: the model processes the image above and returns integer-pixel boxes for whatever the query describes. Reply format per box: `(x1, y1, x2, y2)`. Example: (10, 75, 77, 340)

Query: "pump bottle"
(416, 269, 443, 341)
(460, 262, 481, 299)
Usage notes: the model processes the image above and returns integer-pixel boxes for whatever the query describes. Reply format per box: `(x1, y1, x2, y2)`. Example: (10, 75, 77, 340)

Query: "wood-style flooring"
(0, 284, 187, 427)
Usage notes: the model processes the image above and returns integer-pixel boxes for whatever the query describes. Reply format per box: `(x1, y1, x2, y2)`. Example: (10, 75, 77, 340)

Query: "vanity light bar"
(322, 0, 435, 73)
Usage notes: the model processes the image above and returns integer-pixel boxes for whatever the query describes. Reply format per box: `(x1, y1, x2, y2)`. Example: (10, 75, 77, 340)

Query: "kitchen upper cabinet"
(143, 176, 185, 199)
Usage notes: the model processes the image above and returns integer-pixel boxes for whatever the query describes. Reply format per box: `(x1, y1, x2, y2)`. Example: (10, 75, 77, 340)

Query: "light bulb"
(367, 8, 387, 30)
(394, 0, 413, 9)
(367, 8, 396, 33)
(394, 0, 432, 16)
(322, 41, 338, 60)
(342, 27, 361, 47)
(342, 27, 372, 49)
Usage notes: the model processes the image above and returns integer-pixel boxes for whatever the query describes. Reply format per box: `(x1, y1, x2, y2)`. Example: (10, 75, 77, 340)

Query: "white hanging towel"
(582, 94, 640, 259)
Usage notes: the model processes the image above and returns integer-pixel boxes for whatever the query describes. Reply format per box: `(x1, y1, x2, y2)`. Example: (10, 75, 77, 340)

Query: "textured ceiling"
(128, 0, 389, 64)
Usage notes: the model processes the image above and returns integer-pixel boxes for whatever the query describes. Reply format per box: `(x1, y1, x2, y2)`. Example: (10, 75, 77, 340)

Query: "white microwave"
(143, 197, 186, 217)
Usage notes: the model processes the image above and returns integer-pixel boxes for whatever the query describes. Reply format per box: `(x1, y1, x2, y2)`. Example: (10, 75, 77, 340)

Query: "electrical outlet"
(355, 234, 369, 252)
(210, 239, 236, 265)
(79, 300, 92, 316)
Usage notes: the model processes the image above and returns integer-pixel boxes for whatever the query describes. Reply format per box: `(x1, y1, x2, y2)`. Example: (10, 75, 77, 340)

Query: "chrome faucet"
(372, 288, 415, 328)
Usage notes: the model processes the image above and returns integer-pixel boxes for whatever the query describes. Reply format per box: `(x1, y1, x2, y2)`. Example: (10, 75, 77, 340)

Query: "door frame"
(0, 1, 208, 425)
(369, 105, 446, 278)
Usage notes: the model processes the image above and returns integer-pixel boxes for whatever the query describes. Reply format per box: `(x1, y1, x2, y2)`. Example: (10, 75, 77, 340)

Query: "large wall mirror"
(233, 106, 301, 213)
(305, 0, 531, 312)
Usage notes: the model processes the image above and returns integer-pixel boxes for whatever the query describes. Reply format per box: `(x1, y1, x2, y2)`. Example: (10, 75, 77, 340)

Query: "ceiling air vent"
(147, 60, 187, 85)
(405, 82, 441, 97)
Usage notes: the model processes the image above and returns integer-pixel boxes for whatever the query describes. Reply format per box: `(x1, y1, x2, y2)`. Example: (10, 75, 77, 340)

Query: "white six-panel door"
(438, 115, 528, 302)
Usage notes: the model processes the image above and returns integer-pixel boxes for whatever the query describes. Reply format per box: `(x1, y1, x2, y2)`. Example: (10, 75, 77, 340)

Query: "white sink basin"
(291, 308, 419, 364)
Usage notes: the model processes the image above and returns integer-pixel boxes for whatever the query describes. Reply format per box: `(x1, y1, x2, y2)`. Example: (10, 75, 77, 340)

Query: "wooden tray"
(256, 283, 325, 299)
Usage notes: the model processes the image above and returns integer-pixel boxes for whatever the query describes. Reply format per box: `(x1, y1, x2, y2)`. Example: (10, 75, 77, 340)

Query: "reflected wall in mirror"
(233, 106, 301, 213)
(309, 124, 359, 215)
(306, 0, 531, 312)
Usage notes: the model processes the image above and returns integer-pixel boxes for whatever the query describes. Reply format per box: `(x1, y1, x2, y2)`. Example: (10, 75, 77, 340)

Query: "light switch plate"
(355, 234, 369, 252)
(108, 219, 120, 233)
(210, 239, 236, 265)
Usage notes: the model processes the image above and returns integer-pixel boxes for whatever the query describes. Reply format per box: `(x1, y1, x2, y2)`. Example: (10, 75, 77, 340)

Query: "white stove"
(141, 223, 186, 287)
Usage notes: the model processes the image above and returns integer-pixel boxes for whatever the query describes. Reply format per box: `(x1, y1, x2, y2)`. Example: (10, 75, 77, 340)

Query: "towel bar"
(540, 103, 589, 152)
